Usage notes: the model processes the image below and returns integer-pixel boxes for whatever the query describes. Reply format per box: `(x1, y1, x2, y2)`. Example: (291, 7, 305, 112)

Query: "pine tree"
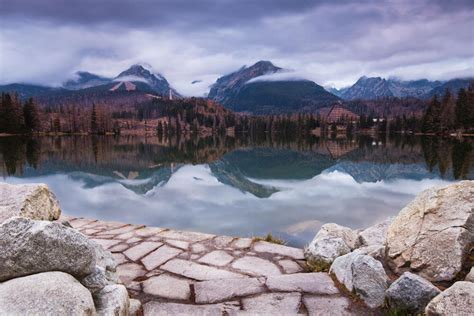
(23, 98, 41, 132)
(91, 103, 98, 134)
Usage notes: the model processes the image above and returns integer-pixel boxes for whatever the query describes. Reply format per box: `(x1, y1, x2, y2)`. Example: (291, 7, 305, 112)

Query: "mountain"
(338, 76, 473, 100)
(63, 71, 111, 90)
(209, 61, 340, 114)
(114, 64, 180, 97)
(0, 83, 59, 99)
(208, 60, 281, 103)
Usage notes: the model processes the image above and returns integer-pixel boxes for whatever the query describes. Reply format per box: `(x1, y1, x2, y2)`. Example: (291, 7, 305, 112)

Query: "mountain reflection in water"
(1, 135, 472, 246)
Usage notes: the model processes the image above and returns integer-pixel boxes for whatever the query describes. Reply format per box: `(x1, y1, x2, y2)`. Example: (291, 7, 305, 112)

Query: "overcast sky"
(0, 0, 473, 96)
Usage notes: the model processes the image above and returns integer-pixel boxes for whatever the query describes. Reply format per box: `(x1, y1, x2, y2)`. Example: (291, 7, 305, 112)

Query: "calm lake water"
(1, 135, 472, 246)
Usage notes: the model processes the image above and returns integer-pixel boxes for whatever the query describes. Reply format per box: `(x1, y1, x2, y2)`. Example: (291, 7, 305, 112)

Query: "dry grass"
(252, 233, 285, 245)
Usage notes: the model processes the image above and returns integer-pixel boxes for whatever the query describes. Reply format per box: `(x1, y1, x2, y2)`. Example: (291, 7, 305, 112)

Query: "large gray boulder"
(0, 217, 97, 281)
(386, 272, 441, 314)
(425, 281, 474, 315)
(0, 271, 96, 315)
(386, 181, 474, 282)
(0, 183, 61, 223)
(465, 267, 474, 282)
(304, 223, 358, 267)
(330, 251, 389, 308)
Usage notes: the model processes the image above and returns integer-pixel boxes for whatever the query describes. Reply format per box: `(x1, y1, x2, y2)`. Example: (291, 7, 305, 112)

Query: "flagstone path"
(62, 216, 370, 315)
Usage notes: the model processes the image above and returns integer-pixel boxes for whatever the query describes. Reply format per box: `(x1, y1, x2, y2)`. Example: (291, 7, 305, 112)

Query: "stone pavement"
(62, 216, 369, 315)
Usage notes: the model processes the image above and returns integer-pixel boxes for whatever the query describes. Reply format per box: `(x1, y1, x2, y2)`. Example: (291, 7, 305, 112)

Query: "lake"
(0, 134, 472, 246)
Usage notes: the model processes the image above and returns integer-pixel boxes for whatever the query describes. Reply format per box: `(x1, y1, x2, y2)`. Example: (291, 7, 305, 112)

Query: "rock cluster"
(306, 180, 474, 313)
(0, 184, 139, 315)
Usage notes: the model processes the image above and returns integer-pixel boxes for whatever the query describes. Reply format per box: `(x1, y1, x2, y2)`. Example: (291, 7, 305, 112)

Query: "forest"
(0, 85, 473, 137)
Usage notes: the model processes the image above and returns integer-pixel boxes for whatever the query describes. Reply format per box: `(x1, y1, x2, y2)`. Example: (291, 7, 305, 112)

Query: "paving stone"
(266, 273, 339, 294)
(109, 243, 130, 253)
(123, 241, 163, 261)
(253, 241, 305, 259)
(161, 259, 245, 281)
(233, 238, 253, 249)
(91, 238, 122, 250)
(240, 293, 301, 314)
(142, 274, 191, 300)
(126, 281, 142, 292)
(112, 253, 128, 265)
(191, 243, 208, 253)
(116, 263, 146, 284)
(165, 239, 189, 250)
(232, 256, 282, 277)
(135, 226, 166, 237)
(144, 301, 239, 315)
(303, 295, 353, 315)
(127, 237, 142, 244)
(190, 254, 201, 260)
(141, 245, 182, 270)
(158, 230, 215, 242)
(69, 218, 97, 228)
(198, 250, 234, 267)
(279, 259, 303, 274)
(82, 228, 100, 235)
(115, 231, 135, 239)
(106, 225, 140, 235)
(195, 277, 265, 303)
(213, 236, 235, 248)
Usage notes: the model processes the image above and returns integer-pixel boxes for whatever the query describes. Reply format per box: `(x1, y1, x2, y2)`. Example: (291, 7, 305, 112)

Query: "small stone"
(303, 295, 353, 315)
(165, 239, 189, 250)
(94, 284, 130, 316)
(116, 263, 146, 284)
(81, 266, 110, 294)
(425, 281, 474, 316)
(253, 241, 305, 259)
(278, 259, 303, 274)
(161, 259, 244, 280)
(198, 250, 234, 267)
(144, 301, 239, 315)
(241, 293, 301, 314)
(141, 245, 182, 270)
(386, 272, 441, 314)
(123, 241, 162, 261)
(232, 256, 281, 277)
(465, 267, 474, 282)
(232, 238, 253, 249)
(266, 273, 339, 294)
(142, 274, 191, 300)
(129, 299, 142, 316)
(195, 277, 265, 303)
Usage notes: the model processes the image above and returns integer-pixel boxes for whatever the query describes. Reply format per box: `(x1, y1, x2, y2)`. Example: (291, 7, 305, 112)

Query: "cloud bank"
(0, 0, 473, 95)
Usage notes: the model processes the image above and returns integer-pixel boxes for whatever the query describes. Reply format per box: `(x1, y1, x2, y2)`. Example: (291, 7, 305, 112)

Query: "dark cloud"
(0, 0, 473, 95)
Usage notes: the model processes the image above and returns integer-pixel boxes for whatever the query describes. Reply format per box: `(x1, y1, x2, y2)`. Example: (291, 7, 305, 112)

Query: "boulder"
(386, 181, 474, 282)
(305, 223, 358, 266)
(465, 267, 474, 282)
(0, 217, 96, 281)
(358, 217, 392, 247)
(330, 251, 389, 308)
(386, 272, 441, 314)
(0, 183, 61, 223)
(0, 271, 95, 315)
(305, 236, 351, 268)
(425, 281, 474, 315)
(94, 284, 130, 316)
(129, 299, 143, 316)
(357, 245, 385, 262)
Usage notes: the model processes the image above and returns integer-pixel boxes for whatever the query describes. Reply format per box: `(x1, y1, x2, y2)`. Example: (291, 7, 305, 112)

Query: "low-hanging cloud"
(0, 0, 473, 95)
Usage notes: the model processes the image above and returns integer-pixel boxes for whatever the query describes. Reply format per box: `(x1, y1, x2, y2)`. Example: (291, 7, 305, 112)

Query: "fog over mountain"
(1, 0, 473, 96)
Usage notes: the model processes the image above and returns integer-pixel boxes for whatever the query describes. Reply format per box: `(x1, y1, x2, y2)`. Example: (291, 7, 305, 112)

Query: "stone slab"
(142, 274, 191, 300)
(253, 241, 305, 259)
(116, 263, 146, 284)
(266, 273, 339, 294)
(144, 301, 239, 316)
(303, 295, 353, 315)
(232, 256, 282, 277)
(141, 245, 182, 270)
(123, 241, 163, 261)
(161, 259, 244, 281)
(195, 277, 265, 303)
(158, 230, 215, 242)
(198, 250, 234, 267)
(241, 293, 301, 314)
